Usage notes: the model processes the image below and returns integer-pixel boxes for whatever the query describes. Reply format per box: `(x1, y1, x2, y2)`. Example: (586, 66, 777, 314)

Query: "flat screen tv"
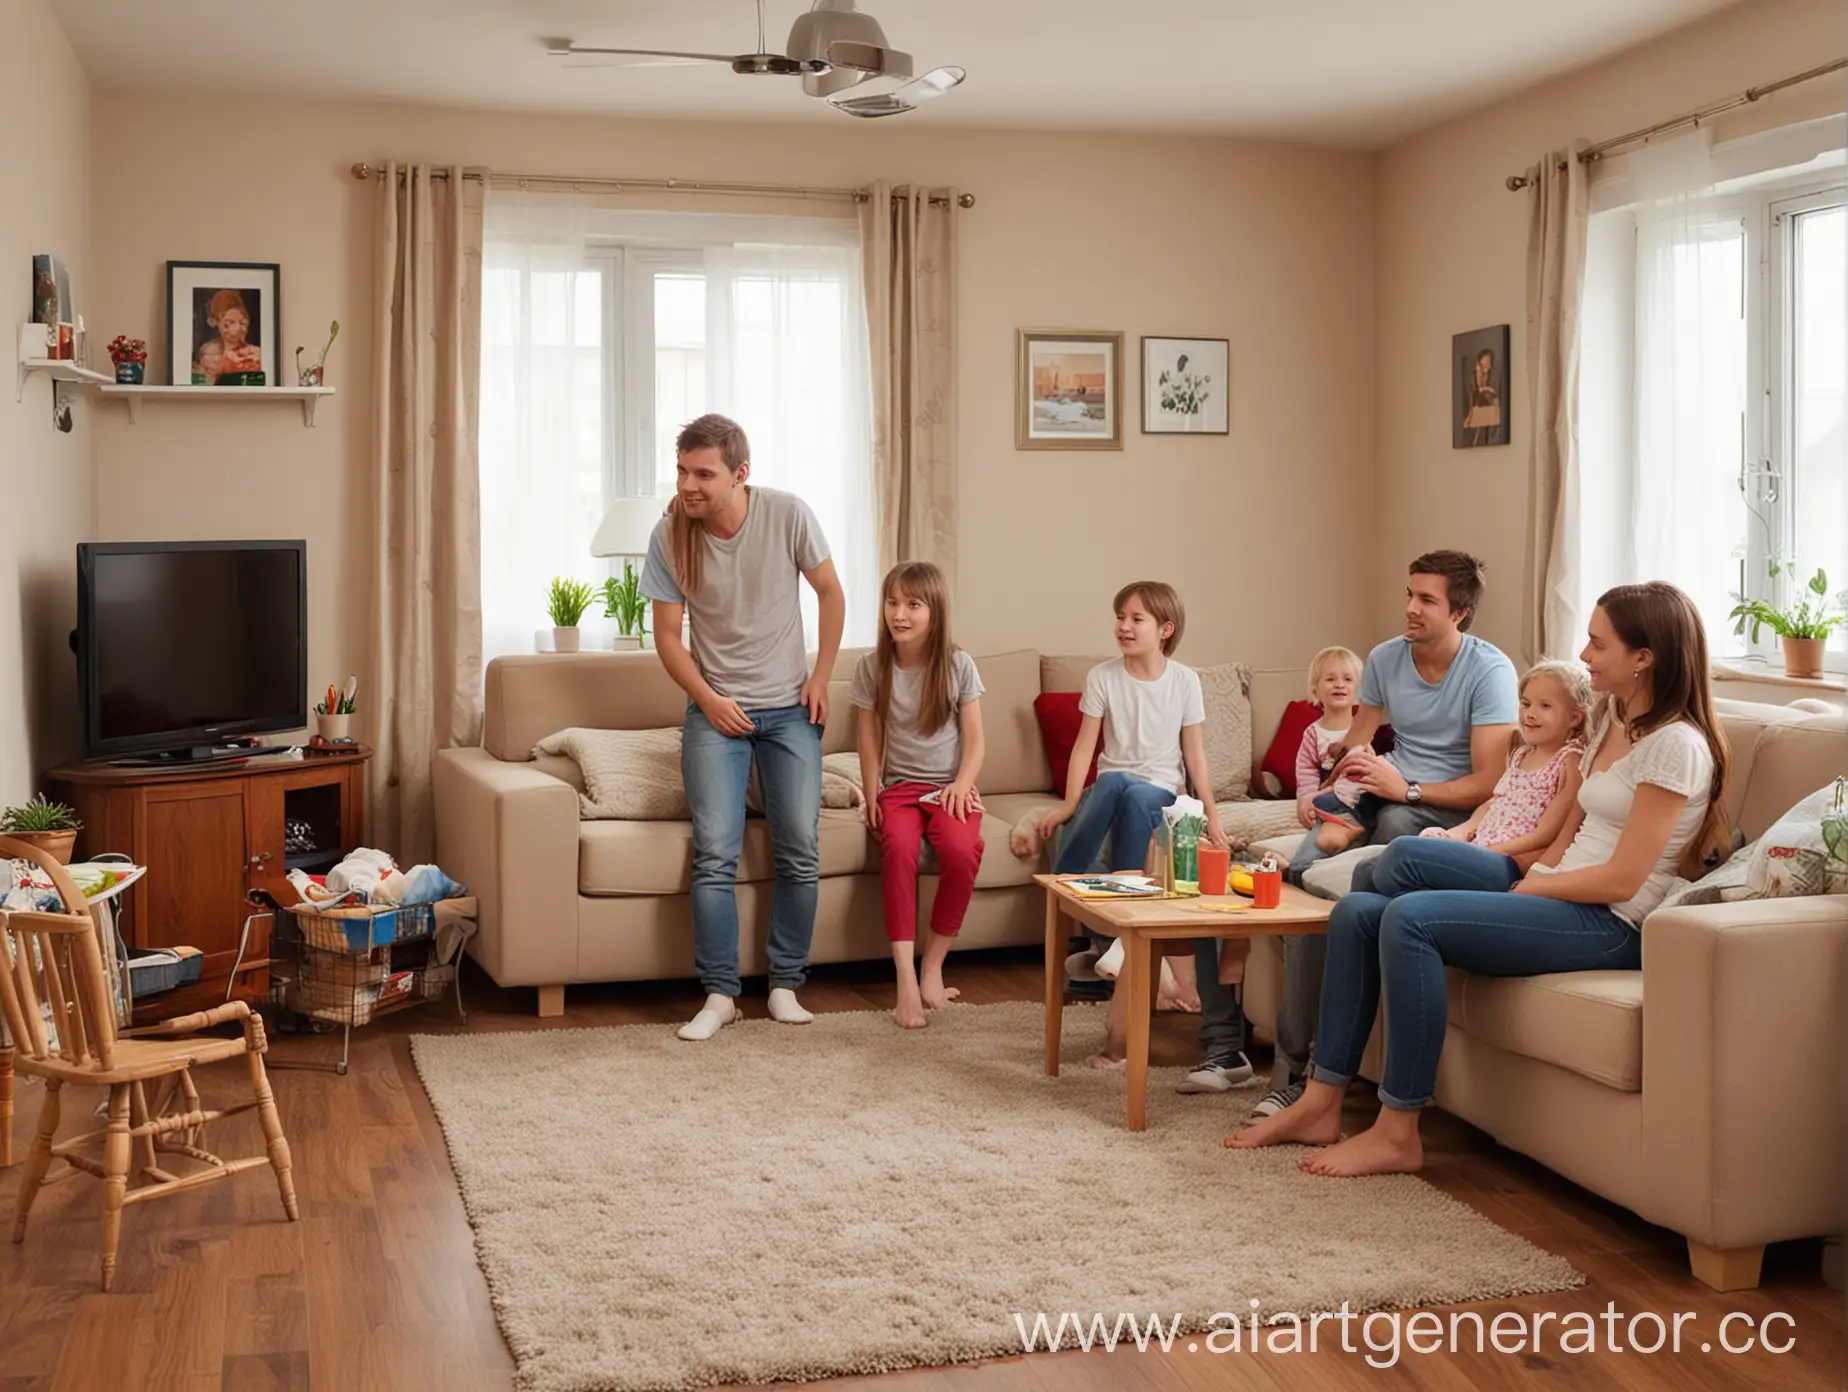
(76, 540, 307, 763)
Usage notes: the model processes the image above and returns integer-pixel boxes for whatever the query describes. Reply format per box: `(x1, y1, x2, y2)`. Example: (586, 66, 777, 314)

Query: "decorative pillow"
(1258, 700, 1322, 799)
(1033, 692, 1100, 796)
(534, 728, 687, 820)
(1746, 780, 1848, 898)
(819, 752, 867, 810)
(1197, 662, 1253, 802)
(1655, 842, 1757, 913)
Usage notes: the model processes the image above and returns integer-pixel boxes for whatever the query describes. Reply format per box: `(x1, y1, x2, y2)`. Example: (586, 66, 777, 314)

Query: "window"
(480, 201, 877, 667)
(1581, 146, 1847, 669)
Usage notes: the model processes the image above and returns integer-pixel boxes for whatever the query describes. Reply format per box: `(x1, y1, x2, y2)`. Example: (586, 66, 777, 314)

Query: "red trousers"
(875, 782, 985, 943)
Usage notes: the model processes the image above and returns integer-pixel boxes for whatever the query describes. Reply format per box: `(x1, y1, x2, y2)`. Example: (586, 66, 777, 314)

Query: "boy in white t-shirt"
(1036, 581, 1229, 1066)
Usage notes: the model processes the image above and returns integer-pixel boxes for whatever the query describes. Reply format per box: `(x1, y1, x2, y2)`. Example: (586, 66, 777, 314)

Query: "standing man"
(641, 414, 846, 1041)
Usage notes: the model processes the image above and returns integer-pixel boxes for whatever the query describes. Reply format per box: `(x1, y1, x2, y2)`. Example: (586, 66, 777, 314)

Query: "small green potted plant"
(601, 562, 650, 651)
(1730, 563, 1843, 680)
(547, 576, 596, 653)
(0, 793, 83, 864)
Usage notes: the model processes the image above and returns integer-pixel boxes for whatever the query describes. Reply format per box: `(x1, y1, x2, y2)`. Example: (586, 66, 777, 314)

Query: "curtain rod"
(1504, 56, 1846, 191)
(349, 163, 974, 208)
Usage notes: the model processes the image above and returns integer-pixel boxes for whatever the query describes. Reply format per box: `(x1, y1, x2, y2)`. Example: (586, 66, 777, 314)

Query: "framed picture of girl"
(1452, 324, 1509, 448)
(167, 261, 281, 386)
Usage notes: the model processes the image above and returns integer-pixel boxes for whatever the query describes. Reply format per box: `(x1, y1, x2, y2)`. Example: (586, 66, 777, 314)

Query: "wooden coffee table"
(1036, 873, 1333, 1131)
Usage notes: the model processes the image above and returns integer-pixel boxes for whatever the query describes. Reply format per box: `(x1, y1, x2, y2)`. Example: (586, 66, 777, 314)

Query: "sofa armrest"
(433, 747, 580, 988)
(1640, 895, 1848, 1250)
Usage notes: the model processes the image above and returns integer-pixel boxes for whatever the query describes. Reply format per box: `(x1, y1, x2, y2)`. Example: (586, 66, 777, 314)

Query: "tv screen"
(77, 540, 307, 760)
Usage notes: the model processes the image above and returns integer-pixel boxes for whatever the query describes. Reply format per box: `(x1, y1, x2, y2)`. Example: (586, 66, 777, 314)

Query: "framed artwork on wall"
(1453, 323, 1509, 448)
(1016, 329, 1123, 450)
(167, 260, 281, 386)
(1141, 335, 1229, 434)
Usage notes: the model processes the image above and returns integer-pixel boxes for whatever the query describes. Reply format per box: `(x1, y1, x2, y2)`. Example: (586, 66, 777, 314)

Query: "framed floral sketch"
(1141, 336, 1228, 434)
(1016, 329, 1123, 450)
(166, 261, 281, 386)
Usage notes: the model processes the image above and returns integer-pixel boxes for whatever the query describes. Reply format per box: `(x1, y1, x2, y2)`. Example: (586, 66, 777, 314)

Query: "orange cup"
(1197, 843, 1230, 896)
(1253, 867, 1283, 909)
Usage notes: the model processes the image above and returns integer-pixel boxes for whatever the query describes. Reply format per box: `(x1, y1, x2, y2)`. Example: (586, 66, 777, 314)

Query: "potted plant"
(0, 794, 83, 864)
(601, 562, 651, 651)
(547, 576, 596, 653)
(106, 335, 147, 385)
(1730, 564, 1843, 680)
(294, 319, 340, 387)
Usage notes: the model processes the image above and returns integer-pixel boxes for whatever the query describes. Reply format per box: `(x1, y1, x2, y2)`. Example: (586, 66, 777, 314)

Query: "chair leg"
(100, 1085, 131, 1292)
(12, 1079, 61, 1241)
(247, 1051, 298, 1221)
(0, 1045, 13, 1168)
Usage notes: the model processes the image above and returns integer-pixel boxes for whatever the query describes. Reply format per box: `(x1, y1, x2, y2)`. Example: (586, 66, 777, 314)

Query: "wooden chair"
(0, 834, 298, 1290)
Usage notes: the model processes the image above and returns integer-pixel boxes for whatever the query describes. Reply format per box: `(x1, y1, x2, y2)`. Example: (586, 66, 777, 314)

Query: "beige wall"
(0, 0, 92, 801)
(85, 96, 1377, 730)
(1373, 0, 1847, 660)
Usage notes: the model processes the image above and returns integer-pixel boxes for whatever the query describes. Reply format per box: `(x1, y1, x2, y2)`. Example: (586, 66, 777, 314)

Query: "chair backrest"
(0, 835, 116, 1071)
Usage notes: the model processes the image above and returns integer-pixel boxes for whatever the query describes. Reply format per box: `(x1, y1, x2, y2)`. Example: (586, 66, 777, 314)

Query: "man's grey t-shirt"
(848, 650, 985, 786)
(639, 487, 830, 712)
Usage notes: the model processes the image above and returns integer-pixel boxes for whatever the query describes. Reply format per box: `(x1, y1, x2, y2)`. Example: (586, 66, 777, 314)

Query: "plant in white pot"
(1730, 563, 1843, 679)
(601, 563, 651, 651)
(547, 576, 596, 654)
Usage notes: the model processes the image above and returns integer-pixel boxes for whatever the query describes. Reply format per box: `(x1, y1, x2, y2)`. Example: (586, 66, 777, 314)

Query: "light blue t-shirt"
(1357, 634, 1518, 784)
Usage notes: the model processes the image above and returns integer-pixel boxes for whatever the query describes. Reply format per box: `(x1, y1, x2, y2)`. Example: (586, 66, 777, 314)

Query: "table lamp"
(590, 496, 668, 648)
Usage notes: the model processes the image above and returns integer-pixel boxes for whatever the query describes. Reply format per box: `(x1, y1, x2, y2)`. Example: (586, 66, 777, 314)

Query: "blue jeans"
(682, 703, 823, 997)
(1053, 772, 1175, 875)
(1311, 840, 1640, 1111)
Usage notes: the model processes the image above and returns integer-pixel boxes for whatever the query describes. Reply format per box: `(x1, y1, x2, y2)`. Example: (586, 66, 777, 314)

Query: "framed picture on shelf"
(1016, 329, 1123, 450)
(166, 260, 281, 386)
(1141, 336, 1229, 434)
(1452, 323, 1509, 448)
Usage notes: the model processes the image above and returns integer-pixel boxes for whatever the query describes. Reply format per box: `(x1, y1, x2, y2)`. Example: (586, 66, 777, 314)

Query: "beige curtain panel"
(1522, 142, 1590, 665)
(859, 182, 959, 579)
(369, 163, 486, 863)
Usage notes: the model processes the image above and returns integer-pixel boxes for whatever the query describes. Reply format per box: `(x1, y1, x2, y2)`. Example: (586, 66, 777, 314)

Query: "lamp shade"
(590, 496, 669, 559)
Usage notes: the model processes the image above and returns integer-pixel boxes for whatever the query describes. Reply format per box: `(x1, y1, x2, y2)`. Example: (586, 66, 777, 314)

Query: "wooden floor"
(0, 948, 1841, 1391)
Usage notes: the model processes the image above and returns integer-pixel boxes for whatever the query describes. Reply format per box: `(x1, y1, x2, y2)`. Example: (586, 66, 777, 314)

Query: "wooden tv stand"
(46, 746, 371, 1020)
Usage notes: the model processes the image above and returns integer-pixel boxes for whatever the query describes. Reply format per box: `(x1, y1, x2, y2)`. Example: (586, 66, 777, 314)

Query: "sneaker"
(1065, 949, 1101, 982)
(1175, 1051, 1257, 1093)
(1250, 1081, 1304, 1118)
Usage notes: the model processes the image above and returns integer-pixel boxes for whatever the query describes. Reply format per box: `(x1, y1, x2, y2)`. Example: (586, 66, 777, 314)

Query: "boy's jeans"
(682, 703, 823, 999)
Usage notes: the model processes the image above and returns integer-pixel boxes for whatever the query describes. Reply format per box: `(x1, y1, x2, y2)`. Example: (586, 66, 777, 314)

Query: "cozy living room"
(2, 1, 1845, 1388)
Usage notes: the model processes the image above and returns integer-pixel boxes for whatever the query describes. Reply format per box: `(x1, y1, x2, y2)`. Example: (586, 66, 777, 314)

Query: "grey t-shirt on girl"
(848, 650, 985, 787)
(639, 487, 831, 712)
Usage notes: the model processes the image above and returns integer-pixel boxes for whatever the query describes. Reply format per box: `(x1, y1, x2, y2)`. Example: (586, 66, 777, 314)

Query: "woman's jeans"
(1309, 838, 1640, 1111)
(683, 703, 823, 998)
(1053, 772, 1175, 875)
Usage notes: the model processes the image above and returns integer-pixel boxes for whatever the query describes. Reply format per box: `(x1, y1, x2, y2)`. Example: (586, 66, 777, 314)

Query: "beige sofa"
(1240, 697, 1848, 1292)
(434, 648, 1309, 1013)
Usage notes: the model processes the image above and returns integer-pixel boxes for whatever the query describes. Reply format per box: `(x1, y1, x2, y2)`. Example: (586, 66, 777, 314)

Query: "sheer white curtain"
(479, 193, 605, 668)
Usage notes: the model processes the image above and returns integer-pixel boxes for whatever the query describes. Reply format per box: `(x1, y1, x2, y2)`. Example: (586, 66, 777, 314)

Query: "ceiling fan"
(544, 0, 966, 119)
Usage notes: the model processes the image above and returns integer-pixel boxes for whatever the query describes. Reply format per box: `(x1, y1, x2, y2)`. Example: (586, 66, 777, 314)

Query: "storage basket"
(283, 901, 436, 952)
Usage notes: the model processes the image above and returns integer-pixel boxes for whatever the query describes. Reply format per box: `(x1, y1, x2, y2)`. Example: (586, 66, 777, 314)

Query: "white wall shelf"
(15, 357, 113, 404)
(99, 384, 336, 427)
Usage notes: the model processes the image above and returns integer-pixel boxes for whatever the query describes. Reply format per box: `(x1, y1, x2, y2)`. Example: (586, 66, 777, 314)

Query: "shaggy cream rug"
(411, 1002, 1580, 1392)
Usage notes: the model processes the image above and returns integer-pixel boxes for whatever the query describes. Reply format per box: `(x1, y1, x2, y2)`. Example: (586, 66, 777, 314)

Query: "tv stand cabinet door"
(141, 782, 257, 994)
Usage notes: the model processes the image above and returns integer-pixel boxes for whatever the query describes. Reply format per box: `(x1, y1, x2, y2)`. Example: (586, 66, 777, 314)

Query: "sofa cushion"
(1746, 781, 1848, 897)
(977, 650, 1053, 795)
(579, 809, 877, 895)
(1217, 799, 1309, 846)
(1452, 970, 1644, 1092)
(1199, 662, 1254, 801)
(1259, 699, 1322, 799)
(535, 727, 687, 819)
(485, 651, 689, 762)
(1032, 692, 1100, 796)
(971, 793, 1061, 888)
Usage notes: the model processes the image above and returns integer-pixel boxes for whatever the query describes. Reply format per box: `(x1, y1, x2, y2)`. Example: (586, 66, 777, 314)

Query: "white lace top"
(1527, 716, 1714, 926)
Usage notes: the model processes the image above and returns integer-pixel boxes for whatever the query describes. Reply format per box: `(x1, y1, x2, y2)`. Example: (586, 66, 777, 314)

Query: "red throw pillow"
(1033, 692, 1101, 795)
(1258, 702, 1398, 798)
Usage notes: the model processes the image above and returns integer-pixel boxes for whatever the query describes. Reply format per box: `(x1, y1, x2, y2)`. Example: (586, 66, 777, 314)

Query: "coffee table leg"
(1125, 931, 1151, 1131)
(1043, 888, 1063, 1076)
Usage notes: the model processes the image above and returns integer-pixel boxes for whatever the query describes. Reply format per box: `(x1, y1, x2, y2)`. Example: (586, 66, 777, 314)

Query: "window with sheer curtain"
(479, 198, 877, 668)
(1579, 133, 1846, 670)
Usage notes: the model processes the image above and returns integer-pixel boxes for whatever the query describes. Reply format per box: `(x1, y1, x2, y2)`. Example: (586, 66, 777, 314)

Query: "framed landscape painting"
(1016, 329, 1123, 450)
(167, 260, 281, 386)
(1453, 323, 1509, 448)
(1141, 335, 1229, 434)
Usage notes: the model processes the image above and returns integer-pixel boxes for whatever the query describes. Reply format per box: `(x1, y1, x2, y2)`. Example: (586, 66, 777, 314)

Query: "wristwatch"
(1404, 782, 1424, 805)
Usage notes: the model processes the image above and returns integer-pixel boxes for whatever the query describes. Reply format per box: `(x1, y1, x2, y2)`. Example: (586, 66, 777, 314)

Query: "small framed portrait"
(1453, 324, 1510, 448)
(167, 261, 281, 386)
(1141, 336, 1229, 434)
(1016, 329, 1123, 450)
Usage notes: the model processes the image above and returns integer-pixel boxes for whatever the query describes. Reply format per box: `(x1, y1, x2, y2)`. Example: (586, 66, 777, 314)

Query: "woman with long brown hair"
(1231, 581, 1731, 1177)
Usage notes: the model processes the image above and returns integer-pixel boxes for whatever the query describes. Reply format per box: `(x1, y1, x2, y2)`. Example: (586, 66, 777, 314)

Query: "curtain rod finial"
(958, 192, 974, 208)
(351, 162, 374, 180)
(1505, 174, 1531, 192)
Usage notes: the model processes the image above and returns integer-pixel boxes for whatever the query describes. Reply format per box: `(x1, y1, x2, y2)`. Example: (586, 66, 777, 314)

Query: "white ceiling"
(50, 0, 1742, 145)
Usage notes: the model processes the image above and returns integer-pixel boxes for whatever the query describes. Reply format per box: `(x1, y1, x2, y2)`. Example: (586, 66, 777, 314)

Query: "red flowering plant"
(105, 335, 147, 366)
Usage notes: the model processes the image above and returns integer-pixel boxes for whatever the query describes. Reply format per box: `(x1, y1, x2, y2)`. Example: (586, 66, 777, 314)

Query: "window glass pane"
(1792, 204, 1847, 651)
(654, 274, 706, 496)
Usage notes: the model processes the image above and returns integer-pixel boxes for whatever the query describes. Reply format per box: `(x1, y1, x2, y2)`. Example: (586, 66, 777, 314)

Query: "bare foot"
(919, 971, 960, 1011)
(1156, 957, 1201, 1013)
(892, 977, 928, 1029)
(1084, 1051, 1126, 1071)
(1315, 818, 1362, 855)
(1300, 1120, 1423, 1177)
(1224, 1085, 1344, 1150)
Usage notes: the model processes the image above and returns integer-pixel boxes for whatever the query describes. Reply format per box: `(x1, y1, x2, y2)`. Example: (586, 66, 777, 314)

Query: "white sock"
(766, 987, 814, 1024)
(677, 993, 739, 1041)
(1095, 938, 1125, 981)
